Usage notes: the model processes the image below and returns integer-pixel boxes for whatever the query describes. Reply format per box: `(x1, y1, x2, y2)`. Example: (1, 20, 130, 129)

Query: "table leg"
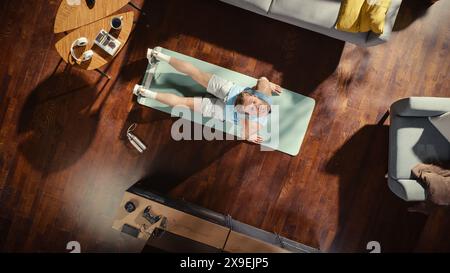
(95, 68, 111, 79)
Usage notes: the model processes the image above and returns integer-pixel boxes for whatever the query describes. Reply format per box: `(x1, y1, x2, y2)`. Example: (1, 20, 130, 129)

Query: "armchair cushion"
(429, 112, 450, 143)
(389, 115, 450, 179)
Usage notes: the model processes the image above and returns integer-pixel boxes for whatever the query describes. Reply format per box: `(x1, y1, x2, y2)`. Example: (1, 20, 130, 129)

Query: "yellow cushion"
(361, 0, 392, 34)
(336, 0, 366, 33)
(336, 0, 392, 34)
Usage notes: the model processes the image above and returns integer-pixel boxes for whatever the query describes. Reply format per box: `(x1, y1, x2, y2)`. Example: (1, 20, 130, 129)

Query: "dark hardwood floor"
(0, 0, 449, 252)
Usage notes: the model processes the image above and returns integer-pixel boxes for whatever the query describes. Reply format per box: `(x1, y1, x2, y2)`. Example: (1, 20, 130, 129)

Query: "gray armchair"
(388, 97, 450, 201)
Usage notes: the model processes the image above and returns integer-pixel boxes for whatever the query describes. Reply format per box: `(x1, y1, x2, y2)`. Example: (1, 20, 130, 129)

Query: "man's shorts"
(194, 74, 235, 121)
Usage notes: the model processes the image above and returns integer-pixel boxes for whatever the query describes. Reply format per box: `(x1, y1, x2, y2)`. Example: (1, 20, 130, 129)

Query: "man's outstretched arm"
(240, 118, 264, 144)
(254, 77, 282, 96)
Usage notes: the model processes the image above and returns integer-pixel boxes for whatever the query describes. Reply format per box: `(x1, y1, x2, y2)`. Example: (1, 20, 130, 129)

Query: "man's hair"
(234, 91, 271, 113)
(234, 91, 249, 107)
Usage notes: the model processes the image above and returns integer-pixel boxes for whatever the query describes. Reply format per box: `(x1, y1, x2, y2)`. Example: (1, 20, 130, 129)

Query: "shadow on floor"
(119, 94, 240, 195)
(17, 71, 100, 173)
(133, 135, 240, 195)
(325, 124, 428, 252)
(393, 0, 434, 32)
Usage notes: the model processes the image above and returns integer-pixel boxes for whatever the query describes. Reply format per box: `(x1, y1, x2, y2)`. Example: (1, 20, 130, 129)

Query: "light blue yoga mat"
(137, 47, 315, 156)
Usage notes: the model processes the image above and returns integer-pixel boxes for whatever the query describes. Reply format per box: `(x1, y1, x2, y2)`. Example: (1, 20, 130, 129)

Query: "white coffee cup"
(111, 16, 123, 30)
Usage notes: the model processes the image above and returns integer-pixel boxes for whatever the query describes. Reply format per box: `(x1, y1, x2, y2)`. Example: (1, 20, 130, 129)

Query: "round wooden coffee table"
(54, 0, 137, 77)
(55, 11, 134, 72)
(54, 0, 130, 33)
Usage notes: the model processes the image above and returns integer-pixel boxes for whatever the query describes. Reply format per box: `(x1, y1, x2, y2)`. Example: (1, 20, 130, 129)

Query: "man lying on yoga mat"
(133, 49, 282, 144)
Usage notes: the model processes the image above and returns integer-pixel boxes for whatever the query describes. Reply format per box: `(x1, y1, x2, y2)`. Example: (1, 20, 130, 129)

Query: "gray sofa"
(220, 0, 403, 46)
(389, 97, 450, 201)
